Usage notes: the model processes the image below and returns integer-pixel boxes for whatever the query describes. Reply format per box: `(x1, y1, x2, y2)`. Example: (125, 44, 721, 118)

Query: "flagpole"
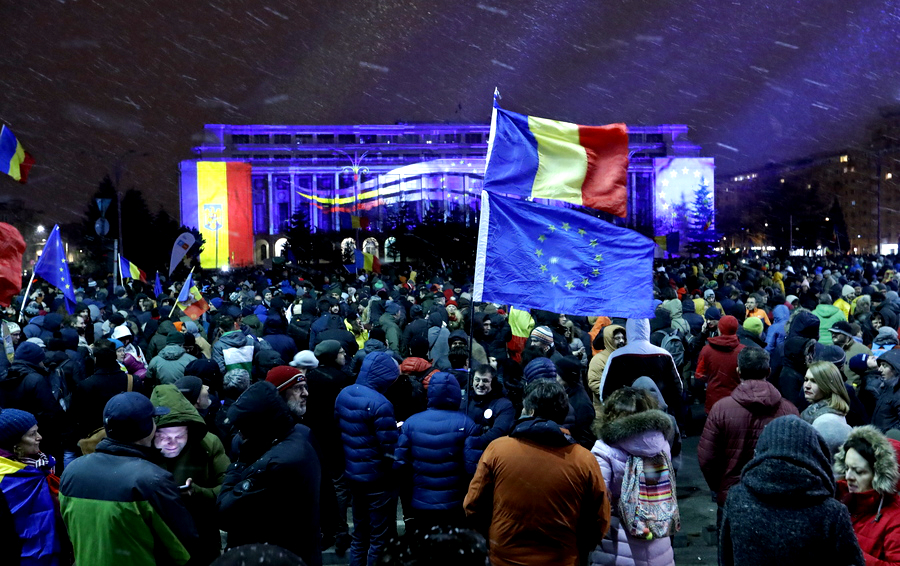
(117, 252, 125, 288)
(169, 266, 195, 319)
(18, 272, 36, 324)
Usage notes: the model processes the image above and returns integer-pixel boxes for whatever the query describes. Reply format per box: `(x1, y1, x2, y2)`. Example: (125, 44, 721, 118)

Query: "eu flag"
(33, 224, 76, 313)
(154, 271, 163, 297)
(473, 192, 655, 318)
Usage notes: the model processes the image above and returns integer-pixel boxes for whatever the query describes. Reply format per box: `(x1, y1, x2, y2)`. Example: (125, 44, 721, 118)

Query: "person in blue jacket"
(394, 372, 483, 531)
(335, 351, 400, 566)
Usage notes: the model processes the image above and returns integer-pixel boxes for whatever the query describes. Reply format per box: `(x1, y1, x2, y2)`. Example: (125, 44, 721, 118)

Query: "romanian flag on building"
(119, 256, 147, 283)
(179, 161, 253, 269)
(484, 103, 629, 217)
(350, 215, 369, 229)
(176, 272, 209, 320)
(0, 125, 35, 183)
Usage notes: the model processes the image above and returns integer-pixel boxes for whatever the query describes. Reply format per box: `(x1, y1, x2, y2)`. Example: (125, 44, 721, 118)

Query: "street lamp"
(35, 225, 45, 234)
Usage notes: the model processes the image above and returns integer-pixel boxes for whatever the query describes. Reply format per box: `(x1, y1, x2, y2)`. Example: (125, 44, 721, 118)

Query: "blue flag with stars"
(33, 224, 76, 314)
(473, 192, 655, 318)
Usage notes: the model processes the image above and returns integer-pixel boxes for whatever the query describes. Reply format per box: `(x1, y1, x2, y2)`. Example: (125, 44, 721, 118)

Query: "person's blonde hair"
(807, 361, 850, 415)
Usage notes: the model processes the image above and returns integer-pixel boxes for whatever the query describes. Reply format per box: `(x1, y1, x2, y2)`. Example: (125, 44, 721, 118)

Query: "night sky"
(2, 0, 898, 226)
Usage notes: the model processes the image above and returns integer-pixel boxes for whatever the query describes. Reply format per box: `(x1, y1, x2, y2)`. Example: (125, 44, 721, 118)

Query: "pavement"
(321, 431, 719, 565)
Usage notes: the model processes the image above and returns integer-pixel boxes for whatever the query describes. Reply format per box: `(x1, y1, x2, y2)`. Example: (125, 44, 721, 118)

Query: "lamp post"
(335, 150, 369, 246)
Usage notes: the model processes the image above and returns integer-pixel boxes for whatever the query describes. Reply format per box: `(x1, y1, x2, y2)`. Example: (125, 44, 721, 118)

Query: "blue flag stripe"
(483, 108, 539, 197)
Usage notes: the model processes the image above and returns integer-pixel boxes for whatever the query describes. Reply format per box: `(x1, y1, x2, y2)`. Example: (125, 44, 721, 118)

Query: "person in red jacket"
(834, 425, 900, 565)
(698, 346, 799, 528)
(695, 315, 745, 414)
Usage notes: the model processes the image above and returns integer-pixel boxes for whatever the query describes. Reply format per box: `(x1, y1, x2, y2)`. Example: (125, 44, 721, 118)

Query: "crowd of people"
(2, 253, 900, 565)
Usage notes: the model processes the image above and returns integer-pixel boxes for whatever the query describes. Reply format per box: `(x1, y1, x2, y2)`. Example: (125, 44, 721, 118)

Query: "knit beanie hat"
(842, 284, 855, 298)
(166, 332, 185, 346)
(175, 375, 203, 404)
(705, 307, 721, 321)
(289, 350, 319, 369)
(530, 326, 554, 348)
(718, 315, 739, 336)
(0, 408, 37, 450)
(555, 357, 582, 387)
(704, 288, 716, 299)
(14, 341, 45, 365)
(743, 317, 764, 337)
(849, 353, 870, 375)
(814, 344, 846, 369)
(745, 415, 835, 495)
(267, 365, 308, 392)
(523, 357, 557, 385)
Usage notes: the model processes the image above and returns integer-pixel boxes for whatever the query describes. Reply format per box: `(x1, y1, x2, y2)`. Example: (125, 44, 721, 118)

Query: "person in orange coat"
(464, 380, 610, 566)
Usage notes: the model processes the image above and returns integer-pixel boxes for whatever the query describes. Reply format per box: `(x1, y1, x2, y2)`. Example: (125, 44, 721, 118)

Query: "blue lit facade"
(186, 122, 706, 261)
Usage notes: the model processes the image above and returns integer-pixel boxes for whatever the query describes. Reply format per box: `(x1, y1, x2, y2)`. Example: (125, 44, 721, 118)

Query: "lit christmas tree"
(686, 176, 719, 256)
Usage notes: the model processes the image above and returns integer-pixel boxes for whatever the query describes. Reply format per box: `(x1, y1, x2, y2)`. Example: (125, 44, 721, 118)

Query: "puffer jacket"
(150, 385, 230, 565)
(335, 351, 399, 485)
(462, 380, 516, 448)
(835, 426, 900, 566)
(261, 317, 297, 363)
(764, 305, 790, 354)
(698, 379, 799, 506)
(696, 332, 745, 414)
(813, 304, 848, 345)
(871, 349, 900, 433)
(147, 345, 197, 386)
(394, 372, 482, 510)
(590, 410, 674, 566)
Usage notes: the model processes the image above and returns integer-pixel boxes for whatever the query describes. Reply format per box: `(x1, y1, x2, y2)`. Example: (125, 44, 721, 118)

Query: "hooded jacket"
(334, 351, 400, 485)
(217, 382, 321, 566)
(871, 349, 900, 433)
(764, 305, 790, 354)
(465, 417, 610, 566)
(147, 320, 178, 360)
(835, 426, 900, 565)
(661, 299, 690, 336)
(719, 416, 863, 566)
(681, 299, 705, 335)
(590, 410, 675, 566)
(261, 317, 297, 363)
(632, 377, 682, 472)
(778, 336, 816, 410)
(60, 438, 199, 566)
(600, 319, 683, 419)
(813, 303, 848, 345)
(147, 345, 197, 386)
(394, 372, 482, 510)
(151, 385, 230, 565)
(427, 312, 451, 363)
(211, 329, 262, 375)
(588, 324, 624, 421)
(696, 316, 745, 414)
(698, 379, 799, 506)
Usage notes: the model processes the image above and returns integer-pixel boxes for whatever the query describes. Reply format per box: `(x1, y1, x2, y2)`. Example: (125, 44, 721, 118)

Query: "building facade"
(186, 122, 708, 263)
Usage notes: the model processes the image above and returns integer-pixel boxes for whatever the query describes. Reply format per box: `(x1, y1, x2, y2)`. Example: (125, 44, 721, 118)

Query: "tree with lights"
(686, 177, 719, 256)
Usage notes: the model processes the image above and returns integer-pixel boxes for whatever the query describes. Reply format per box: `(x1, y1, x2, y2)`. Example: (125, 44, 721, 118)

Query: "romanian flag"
(345, 249, 381, 274)
(505, 306, 535, 364)
(179, 161, 253, 269)
(350, 215, 369, 229)
(484, 104, 629, 217)
(0, 455, 61, 562)
(0, 125, 35, 183)
(176, 272, 209, 320)
(119, 256, 147, 283)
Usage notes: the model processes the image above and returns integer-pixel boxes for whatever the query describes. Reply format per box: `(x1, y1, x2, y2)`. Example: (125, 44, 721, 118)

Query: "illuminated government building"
(183, 122, 711, 263)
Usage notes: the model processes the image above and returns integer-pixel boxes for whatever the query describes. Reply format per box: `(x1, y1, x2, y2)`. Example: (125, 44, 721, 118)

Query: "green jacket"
(151, 384, 231, 564)
(813, 304, 847, 345)
(59, 438, 198, 566)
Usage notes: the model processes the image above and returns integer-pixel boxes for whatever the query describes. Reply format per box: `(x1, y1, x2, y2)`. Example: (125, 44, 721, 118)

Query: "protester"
(800, 361, 853, 455)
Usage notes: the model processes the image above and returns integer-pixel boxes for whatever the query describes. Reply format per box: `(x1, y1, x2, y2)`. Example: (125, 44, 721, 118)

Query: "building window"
(253, 154, 269, 160)
(401, 133, 420, 144)
(296, 134, 315, 145)
(317, 134, 334, 144)
(273, 134, 291, 144)
(464, 133, 482, 144)
(839, 155, 848, 162)
(273, 175, 291, 232)
(252, 134, 269, 144)
(231, 134, 250, 144)
(273, 154, 291, 160)
(887, 173, 893, 180)
(360, 134, 377, 144)
(444, 133, 462, 143)
(338, 134, 356, 144)
(252, 176, 268, 234)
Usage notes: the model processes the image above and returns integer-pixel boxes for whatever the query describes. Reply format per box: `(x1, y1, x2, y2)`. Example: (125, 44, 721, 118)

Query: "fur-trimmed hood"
(835, 425, 900, 495)
(598, 409, 673, 446)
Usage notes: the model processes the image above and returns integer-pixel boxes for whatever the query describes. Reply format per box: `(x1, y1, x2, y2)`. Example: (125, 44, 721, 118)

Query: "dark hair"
(217, 315, 236, 332)
(660, 286, 677, 301)
(737, 346, 770, 380)
(378, 526, 489, 566)
(522, 380, 569, 423)
(842, 435, 877, 477)
(447, 344, 469, 369)
(473, 364, 497, 380)
(211, 544, 305, 566)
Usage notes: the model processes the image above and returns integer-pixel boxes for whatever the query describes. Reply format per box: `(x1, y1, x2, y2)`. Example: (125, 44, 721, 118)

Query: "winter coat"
(814, 304, 848, 345)
(588, 324, 624, 421)
(378, 312, 403, 354)
(462, 383, 516, 448)
(334, 351, 399, 486)
(566, 382, 597, 449)
(871, 349, 900, 433)
(835, 426, 900, 566)
(0, 451, 63, 566)
(600, 319, 683, 420)
(350, 338, 388, 375)
(69, 365, 136, 440)
(261, 317, 297, 364)
(698, 379, 799, 506)
(465, 417, 611, 566)
(844, 339, 874, 385)
(661, 299, 690, 336)
(402, 307, 429, 356)
(719, 416, 864, 566)
(147, 345, 197, 386)
(151, 385, 230, 565)
(394, 372, 483, 510)
(681, 299, 704, 335)
(427, 313, 451, 362)
(217, 382, 322, 566)
(777, 336, 816, 410)
(211, 329, 262, 374)
(695, 333, 745, 414)
(60, 438, 199, 566)
(147, 320, 178, 360)
(800, 400, 852, 456)
(764, 305, 789, 354)
(0, 360, 63, 457)
(631, 377, 682, 472)
(590, 410, 675, 566)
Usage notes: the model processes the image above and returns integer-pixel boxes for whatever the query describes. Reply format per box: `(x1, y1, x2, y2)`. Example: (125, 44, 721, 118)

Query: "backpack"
(618, 451, 680, 540)
(659, 329, 685, 369)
